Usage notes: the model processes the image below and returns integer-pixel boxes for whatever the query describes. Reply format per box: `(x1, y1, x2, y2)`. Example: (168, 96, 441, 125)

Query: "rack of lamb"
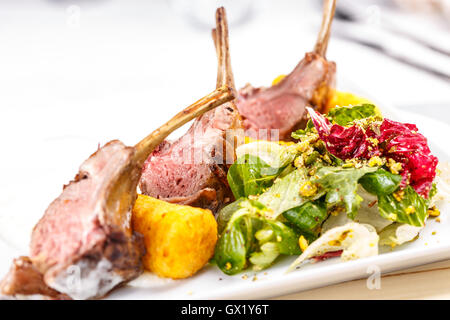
(0, 87, 234, 300)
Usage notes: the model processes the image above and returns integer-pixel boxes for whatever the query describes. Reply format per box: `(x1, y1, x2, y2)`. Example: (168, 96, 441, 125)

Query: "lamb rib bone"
(134, 85, 235, 164)
(212, 7, 236, 91)
(314, 0, 337, 57)
(139, 7, 242, 213)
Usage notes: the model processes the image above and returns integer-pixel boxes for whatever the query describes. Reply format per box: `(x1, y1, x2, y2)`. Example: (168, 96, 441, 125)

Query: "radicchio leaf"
(306, 108, 438, 197)
(375, 119, 438, 197)
(306, 107, 374, 160)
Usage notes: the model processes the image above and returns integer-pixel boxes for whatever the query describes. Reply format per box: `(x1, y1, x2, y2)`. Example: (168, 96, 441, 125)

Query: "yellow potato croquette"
(132, 194, 217, 279)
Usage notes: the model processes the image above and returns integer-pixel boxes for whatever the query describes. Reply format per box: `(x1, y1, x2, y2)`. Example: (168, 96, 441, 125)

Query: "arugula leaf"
(257, 168, 322, 219)
(359, 169, 402, 196)
(227, 155, 282, 198)
(313, 166, 378, 219)
(282, 199, 328, 234)
(378, 186, 427, 227)
(328, 104, 379, 126)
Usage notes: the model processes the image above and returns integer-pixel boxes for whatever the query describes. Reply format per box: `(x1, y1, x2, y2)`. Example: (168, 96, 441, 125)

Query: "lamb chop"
(236, 0, 337, 141)
(0, 87, 234, 300)
(139, 7, 242, 213)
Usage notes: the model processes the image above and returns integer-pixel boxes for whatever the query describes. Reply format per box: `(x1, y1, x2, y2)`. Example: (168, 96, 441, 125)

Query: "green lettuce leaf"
(282, 199, 327, 234)
(264, 220, 301, 255)
(359, 169, 402, 196)
(214, 200, 301, 274)
(227, 155, 283, 199)
(217, 198, 246, 234)
(257, 168, 323, 219)
(313, 166, 378, 219)
(214, 209, 249, 275)
(235, 141, 298, 168)
(328, 104, 379, 126)
(378, 186, 427, 227)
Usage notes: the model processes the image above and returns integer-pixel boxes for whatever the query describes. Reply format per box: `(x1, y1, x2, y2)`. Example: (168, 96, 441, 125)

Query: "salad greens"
(359, 169, 402, 196)
(227, 154, 282, 198)
(257, 168, 320, 219)
(214, 104, 439, 275)
(282, 199, 327, 235)
(378, 186, 427, 227)
(213, 199, 301, 275)
(312, 166, 377, 219)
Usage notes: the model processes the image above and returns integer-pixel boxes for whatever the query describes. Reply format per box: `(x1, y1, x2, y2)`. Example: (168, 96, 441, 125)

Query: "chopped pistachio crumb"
(322, 153, 332, 164)
(368, 156, 385, 167)
(296, 140, 310, 153)
(387, 158, 403, 175)
(328, 240, 341, 246)
(393, 189, 404, 202)
(387, 213, 398, 221)
(405, 206, 416, 215)
(294, 156, 304, 168)
(368, 137, 379, 146)
(298, 235, 309, 251)
(342, 161, 355, 168)
(299, 181, 317, 197)
(330, 206, 344, 216)
(428, 206, 440, 217)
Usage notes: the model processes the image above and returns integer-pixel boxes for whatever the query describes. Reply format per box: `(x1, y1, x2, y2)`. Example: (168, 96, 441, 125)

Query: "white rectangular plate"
(0, 78, 448, 300)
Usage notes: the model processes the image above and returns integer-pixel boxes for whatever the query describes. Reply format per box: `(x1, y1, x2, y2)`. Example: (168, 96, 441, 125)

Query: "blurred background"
(0, 0, 449, 256)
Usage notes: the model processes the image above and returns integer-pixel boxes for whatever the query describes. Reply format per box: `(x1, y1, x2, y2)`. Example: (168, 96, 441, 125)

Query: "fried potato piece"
(132, 194, 217, 279)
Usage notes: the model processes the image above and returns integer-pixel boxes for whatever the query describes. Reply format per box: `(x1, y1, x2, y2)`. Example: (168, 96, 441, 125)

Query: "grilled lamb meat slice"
(236, 0, 337, 141)
(29, 140, 144, 300)
(0, 87, 234, 300)
(140, 7, 242, 213)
